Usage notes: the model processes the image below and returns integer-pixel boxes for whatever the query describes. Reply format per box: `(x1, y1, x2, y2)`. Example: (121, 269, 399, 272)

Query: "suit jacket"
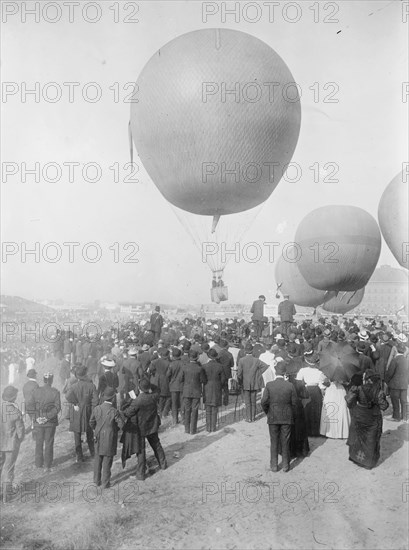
(89, 402, 124, 456)
(385, 354, 409, 389)
(237, 355, 268, 390)
(149, 358, 171, 396)
(278, 300, 296, 322)
(0, 402, 25, 451)
(28, 384, 61, 427)
(167, 359, 184, 392)
(202, 360, 226, 406)
(23, 379, 39, 406)
(98, 370, 119, 397)
(375, 342, 394, 379)
(261, 377, 297, 424)
(180, 361, 206, 398)
(250, 299, 264, 321)
(218, 349, 234, 381)
(66, 377, 98, 432)
(124, 390, 161, 436)
(358, 353, 374, 373)
(138, 351, 151, 372)
(59, 359, 71, 381)
(150, 312, 164, 332)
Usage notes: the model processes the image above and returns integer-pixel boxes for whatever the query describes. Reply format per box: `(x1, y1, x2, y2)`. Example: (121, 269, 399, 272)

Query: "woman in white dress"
(320, 366, 351, 439)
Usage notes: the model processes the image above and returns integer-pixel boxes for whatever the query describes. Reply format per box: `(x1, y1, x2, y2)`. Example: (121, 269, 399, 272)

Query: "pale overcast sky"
(1, 1, 407, 304)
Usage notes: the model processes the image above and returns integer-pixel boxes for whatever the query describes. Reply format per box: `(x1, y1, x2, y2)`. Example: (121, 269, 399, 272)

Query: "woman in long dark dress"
(345, 369, 389, 469)
(296, 352, 327, 436)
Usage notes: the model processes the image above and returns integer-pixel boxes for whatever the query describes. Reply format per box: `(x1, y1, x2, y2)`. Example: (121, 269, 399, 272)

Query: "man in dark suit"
(261, 361, 297, 472)
(357, 341, 374, 372)
(250, 295, 266, 341)
(167, 348, 184, 424)
(27, 373, 61, 472)
(124, 379, 167, 480)
(278, 294, 296, 337)
(217, 339, 234, 407)
(237, 344, 268, 422)
(202, 349, 226, 432)
(385, 343, 409, 421)
(180, 349, 206, 434)
(66, 366, 98, 462)
(149, 348, 171, 418)
(90, 387, 125, 489)
(23, 369, 39, 429)
(150, 306, 164, 344)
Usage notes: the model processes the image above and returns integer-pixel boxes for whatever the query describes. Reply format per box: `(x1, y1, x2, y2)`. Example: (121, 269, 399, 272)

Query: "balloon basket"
(211, 286, 228, 303)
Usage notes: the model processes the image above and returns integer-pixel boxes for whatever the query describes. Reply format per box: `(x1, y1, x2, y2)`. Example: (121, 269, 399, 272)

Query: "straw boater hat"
(396, 333, 408, 344)
(128, 347, 137, 356)
(100, 354, 116, 368)
(358, 330, 369, 340)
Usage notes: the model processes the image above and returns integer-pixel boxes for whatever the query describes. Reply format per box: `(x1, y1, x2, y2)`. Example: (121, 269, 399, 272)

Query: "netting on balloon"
(170, 203, 264, 276)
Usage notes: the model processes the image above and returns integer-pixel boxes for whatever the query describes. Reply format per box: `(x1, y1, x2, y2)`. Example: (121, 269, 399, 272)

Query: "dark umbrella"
(319, 342, 360, 381)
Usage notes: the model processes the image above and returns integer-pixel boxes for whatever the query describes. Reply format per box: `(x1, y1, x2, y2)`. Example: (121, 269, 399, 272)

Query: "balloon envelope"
(378, 171, 408, 269)
(295, 206, 381, 292)
(322, 288, 365, 314)
(131, 28, 301, 216)
(274, 253, 333, 307)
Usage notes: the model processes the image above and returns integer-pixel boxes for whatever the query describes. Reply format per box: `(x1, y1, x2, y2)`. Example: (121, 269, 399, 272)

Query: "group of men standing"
(1, 302, 408, 499)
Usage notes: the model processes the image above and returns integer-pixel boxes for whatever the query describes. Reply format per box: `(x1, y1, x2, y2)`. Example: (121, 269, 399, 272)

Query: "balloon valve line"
(211, 214, 221, 233)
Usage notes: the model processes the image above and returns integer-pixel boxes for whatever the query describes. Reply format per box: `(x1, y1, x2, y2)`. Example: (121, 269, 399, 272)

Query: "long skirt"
(290, 402, 310, 457)
(120, 429, 140, 468)
(305, 386, 323, 436)
(320, 383, 351, 439)
(347, 406, 383, 469)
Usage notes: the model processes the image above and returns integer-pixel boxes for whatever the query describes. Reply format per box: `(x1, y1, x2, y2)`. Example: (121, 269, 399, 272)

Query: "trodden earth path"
(0, 381, 408, 550)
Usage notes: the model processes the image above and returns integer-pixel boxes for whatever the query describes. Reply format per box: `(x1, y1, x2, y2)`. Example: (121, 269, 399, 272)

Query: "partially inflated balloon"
(131, 29, 301, 216)
(322, 288, 365, 314)
(295, 206, 381, 292)
(378, 171, 408, 269)
(274, 253, 333, 307)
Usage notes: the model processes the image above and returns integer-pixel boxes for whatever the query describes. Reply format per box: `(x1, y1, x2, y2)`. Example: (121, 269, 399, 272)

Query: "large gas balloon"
(275, 253, 333, 307)
(322, 288, 365, 314)
(378, 171, 408, 269)
(130, 28, 301, 216)
(295, 205, 381, 292)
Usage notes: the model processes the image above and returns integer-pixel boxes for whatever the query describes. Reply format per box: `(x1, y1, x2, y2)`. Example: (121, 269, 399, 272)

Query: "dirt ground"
(1, 361, 408, 550)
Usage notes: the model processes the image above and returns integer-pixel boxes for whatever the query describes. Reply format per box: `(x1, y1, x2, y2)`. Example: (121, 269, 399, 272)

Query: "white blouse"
(297, 366, 326, 390)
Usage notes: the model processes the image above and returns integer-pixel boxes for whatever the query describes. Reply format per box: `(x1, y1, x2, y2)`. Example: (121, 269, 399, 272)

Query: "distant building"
(119, 303, 144, 315)
(360, 265, 409, 315)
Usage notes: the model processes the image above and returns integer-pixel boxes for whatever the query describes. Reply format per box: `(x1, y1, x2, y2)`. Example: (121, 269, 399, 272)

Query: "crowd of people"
(0, 300, 408, 501)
